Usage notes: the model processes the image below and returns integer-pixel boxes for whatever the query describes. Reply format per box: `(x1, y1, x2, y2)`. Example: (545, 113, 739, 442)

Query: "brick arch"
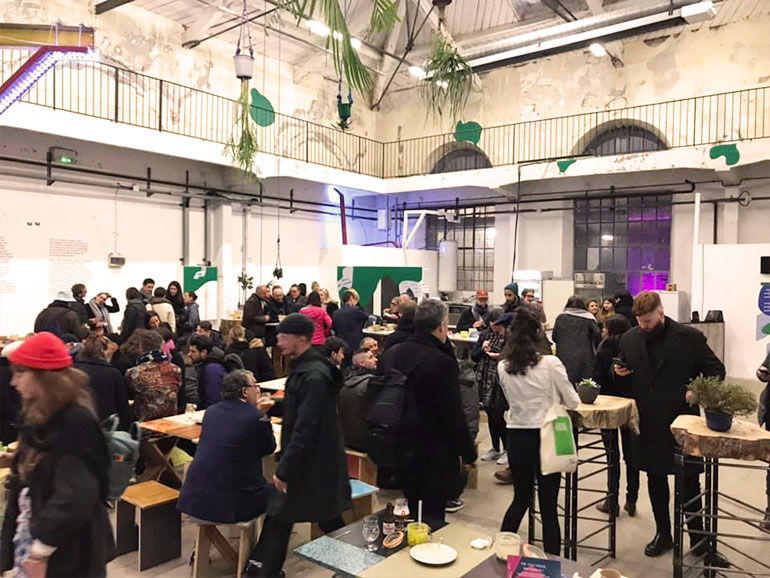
(570, 119, 669, 157)
(425, 141, 492, 174)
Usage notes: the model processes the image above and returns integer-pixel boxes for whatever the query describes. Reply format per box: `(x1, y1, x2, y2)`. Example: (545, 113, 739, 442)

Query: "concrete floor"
(108, 423, 770, 578)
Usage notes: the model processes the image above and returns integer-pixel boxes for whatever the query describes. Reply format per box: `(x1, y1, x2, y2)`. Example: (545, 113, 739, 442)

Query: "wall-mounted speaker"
(762, 256, 770, 275)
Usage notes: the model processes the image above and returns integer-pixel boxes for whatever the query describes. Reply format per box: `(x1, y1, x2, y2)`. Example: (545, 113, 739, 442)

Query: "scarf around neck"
(137, 349, 169, 365)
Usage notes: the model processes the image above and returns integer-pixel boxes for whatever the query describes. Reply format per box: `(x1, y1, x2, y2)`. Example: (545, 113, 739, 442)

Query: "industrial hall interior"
(0, 0, 769, 577)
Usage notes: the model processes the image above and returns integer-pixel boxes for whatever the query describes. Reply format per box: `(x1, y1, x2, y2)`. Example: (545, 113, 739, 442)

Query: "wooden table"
(259, 377, 287, 391)
(671, 415, 770, 578)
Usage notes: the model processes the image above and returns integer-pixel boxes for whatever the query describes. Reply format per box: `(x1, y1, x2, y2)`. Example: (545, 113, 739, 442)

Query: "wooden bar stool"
(190, 516, 264, 578)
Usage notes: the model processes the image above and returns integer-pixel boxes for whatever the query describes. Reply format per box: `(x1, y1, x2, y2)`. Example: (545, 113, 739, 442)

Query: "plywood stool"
(116, 481, 181, 571)
(190, 516, 264, 578)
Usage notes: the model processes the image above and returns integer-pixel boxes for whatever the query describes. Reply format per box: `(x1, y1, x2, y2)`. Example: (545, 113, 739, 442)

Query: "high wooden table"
(671, 414, 770, 578)
(529, 396, 639, 564)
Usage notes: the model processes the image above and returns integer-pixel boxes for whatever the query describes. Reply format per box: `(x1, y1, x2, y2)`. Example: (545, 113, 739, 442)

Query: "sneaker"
(496, 453, 509, 466)
(445, 498, 465, 513)
(481, 449, 502, 461)
(494, 468, 513, 484)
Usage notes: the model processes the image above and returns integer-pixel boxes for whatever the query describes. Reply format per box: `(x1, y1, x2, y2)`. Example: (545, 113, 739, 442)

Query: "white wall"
(699, 244, 770, 379)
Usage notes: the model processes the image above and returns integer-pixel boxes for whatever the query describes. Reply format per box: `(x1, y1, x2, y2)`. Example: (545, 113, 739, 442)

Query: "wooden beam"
(95, 0, 135, 15)
(0, 23, 94, 47)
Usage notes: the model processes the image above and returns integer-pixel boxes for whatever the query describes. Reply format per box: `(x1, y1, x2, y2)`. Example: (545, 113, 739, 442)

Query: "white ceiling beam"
(371, 0, 408, 106)
(505, 0, 522, 21)
(182, 6, 226, 45)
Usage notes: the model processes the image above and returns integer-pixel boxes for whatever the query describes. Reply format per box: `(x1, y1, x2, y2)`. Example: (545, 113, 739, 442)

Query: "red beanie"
(8, 332, 73, 370)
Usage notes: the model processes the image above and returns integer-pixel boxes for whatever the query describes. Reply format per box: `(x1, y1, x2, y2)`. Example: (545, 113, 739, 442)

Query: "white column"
(719, 186, 739, 244)
(211, 201, 233, 323)
(691, 192, 703, 318)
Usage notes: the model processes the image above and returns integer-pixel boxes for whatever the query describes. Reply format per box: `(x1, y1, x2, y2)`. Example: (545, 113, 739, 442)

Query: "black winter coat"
(273, 349, 351, 523)
(615, 295, 638, 327)
(332, 304, 369, 355)
(618, 318, 725, 474)
(225, 341, 276, 382)
(178, 399, 276, 523)
(378, 333, 477, 502)
(242, 294, 269, 338)
(339, 367, 374, 452)
(552, 311, 601, 384)
(0, 360, 20, 444)
(591, 338, 629, 398)
(119, 299, 148, 344)
(34, 302, 88, 340)
(74, 358, 133, 430)
(70, 297, 92, 325)
(0, 403, 115, 576)
(383, 312, 414, 351)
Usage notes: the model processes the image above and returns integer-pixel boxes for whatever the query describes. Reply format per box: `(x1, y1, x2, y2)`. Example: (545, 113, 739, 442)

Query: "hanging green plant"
(421, 34, 472, 122)
(279, 0, 399, 96)
(224, 81, 260, 179)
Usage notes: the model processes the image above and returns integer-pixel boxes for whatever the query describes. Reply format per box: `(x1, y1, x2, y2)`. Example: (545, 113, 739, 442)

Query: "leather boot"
(644, 533, 673, 557)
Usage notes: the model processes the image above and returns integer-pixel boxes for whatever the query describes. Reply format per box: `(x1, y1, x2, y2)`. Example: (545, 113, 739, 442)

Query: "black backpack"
(365, 368, 421, 468)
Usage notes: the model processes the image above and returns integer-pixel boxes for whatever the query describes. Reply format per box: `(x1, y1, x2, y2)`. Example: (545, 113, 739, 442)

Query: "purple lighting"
(0, 46, 95, 116)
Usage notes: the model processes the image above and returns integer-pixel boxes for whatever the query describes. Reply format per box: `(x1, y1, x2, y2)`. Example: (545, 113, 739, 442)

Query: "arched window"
(582, 125, 666, 156)
(430, 148, 492, 174)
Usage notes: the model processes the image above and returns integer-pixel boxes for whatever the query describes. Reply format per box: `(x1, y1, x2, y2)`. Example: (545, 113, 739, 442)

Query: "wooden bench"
(116, 481, 181, 571)
(311, 479, 379, 539)
(190, 516, 264, 578)
(345, 449, 378, 486)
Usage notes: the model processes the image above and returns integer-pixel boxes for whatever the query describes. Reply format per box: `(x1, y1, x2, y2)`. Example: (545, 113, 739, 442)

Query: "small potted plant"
(577, 378, 601, 404)
(687, 376, 758, 432)
(237, 270, 253, 308)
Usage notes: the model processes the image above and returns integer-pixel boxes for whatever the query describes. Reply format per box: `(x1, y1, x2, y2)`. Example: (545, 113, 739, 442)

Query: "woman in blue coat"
(178, 370, 276, 523)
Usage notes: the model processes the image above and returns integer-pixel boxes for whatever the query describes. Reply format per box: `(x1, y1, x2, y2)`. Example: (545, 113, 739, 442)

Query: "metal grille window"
(574, 195, 672, 295)
(427, 206, 496, 291)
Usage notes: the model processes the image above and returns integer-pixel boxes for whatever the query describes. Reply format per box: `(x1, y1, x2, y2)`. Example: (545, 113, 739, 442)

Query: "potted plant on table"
(577, 378, 601, 404)
(687, 376, 758, 432)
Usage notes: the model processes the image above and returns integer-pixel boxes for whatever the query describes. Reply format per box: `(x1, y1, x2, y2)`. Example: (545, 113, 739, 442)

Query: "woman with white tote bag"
(497, 308, 580, 556)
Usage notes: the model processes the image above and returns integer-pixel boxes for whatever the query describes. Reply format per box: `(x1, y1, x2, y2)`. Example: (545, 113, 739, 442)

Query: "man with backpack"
(33, 291, 88, 339)
(376, 299, 477, 525)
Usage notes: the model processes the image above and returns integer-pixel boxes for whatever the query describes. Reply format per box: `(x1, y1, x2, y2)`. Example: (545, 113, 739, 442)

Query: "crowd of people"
(1, 276, 769, 578)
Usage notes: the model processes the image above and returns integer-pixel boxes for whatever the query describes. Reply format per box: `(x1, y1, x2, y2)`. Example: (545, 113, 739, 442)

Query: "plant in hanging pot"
(421, 33, 473, 122)
(687, 375, 758, 432)
(237, 269, 254, 308)
(224, 81, 260, 179)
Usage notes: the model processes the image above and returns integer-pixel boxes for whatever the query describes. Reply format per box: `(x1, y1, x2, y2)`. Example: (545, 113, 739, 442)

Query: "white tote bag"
(540, 357, 578, 475)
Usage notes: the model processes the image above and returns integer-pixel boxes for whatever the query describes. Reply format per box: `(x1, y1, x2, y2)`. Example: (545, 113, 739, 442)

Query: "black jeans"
(501, 429, 562, 556)
(647, 466, 702, 541)
(601, 427, 639, 507)
(487, 407, 507, 453)
(405, 496, 446, 527)
(250, 515, 344, 576)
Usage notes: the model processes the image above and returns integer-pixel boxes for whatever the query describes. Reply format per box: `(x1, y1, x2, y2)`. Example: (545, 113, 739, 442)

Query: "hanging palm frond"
(421, 34, 472, 122)
(370, 0, 400, 33)
(224, 81, 260, 179)
(278, 0, 397, 96)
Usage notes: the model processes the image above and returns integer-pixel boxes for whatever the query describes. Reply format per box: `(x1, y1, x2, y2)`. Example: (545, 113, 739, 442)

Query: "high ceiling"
(119, 0, 768, 102)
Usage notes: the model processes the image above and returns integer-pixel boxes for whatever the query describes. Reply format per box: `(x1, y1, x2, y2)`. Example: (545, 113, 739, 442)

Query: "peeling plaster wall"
(0, 0, 378, 160)
(375, 15, 770, 146)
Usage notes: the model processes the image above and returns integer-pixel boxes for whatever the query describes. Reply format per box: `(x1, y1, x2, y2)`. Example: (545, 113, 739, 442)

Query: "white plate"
(409, 543, 457, 565)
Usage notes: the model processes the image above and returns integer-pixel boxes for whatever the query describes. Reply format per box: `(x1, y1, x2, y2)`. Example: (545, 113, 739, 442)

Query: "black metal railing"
(2, 48, 768, 179)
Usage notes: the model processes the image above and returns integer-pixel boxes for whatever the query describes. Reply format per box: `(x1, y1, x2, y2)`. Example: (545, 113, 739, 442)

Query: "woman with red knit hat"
(0, 332, 115, 577)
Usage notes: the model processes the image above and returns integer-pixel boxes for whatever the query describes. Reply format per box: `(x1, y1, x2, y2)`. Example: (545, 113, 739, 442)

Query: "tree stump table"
(529, 395, 639, 564)
(671, 414, 770, 578)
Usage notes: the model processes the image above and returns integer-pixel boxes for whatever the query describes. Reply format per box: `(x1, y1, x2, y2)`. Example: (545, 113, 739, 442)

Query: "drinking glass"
(185, 403, 197, 421)
(393, 498, 409, 530)
(362, 515, 380, 552)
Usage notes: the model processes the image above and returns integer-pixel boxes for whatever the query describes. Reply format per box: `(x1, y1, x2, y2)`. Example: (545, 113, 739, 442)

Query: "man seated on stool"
(177, 369, 276, 524)
(339, 348, 378, 452)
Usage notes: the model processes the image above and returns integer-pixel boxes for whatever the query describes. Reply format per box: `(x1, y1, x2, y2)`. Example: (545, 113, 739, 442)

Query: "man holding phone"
(614, 291, 726, 561)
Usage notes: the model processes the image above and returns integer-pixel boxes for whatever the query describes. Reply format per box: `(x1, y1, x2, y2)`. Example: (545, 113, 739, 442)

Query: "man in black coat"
(614, 289, 638, 327)
(757, 352, 770, 530)
(247, 314, 351, 577)
(616, 291, 725, 559)
(242, 285, 271, 340)
(383, 300, 416, 351)
(332, 290, 369, 357)
(178, 370, 276, 524)
(378, 299, 477, 525)
(70, 283, 92, 325)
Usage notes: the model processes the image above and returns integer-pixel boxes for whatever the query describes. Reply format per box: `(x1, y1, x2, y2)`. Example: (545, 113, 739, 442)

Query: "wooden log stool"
(190, 516, 264, 578)
(116, 481, 181, 571)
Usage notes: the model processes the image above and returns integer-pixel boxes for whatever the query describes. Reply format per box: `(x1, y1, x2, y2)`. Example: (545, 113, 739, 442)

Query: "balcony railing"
(2, 48, 768, 180)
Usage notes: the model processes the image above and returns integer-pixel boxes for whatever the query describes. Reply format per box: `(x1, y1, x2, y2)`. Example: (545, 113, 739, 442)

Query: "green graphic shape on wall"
(454, 121, 482, 145)
(249, 88, 275, 127)
(337, 266, 423, 313)
(184, 266, 218, 293)
(709, 144, 740, 166)
(557, 159, 577, 173)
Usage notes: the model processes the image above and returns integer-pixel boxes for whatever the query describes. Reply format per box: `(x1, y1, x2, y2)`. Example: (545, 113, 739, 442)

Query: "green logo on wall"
(184, 266, 218, 293)
(337, 266, 423, 313)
